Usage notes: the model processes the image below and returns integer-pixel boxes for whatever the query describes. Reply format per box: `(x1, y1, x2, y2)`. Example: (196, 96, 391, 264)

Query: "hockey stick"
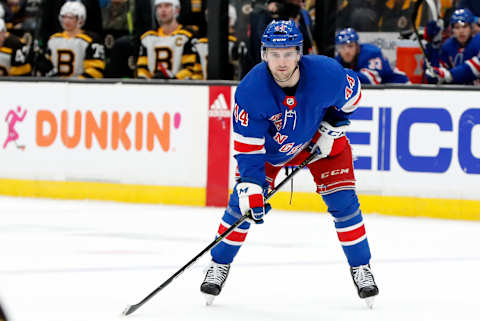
(122, 152, 317, 316)
(411, 0, 435, 73)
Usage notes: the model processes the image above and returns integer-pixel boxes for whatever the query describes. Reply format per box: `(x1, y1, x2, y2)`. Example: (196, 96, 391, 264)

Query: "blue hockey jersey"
(335, 43, 410, 85)
(232, 55, 361, 188)
(433, 33, 480, 84)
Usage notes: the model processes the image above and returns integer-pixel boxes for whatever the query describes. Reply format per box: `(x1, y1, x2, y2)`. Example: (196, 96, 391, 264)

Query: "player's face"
(61, 14, 79, 32)
(265, 47, 300, 82)
(337, 42, 358, 64)
(156, 3, 177, 25)
(452, 23, 472, 45)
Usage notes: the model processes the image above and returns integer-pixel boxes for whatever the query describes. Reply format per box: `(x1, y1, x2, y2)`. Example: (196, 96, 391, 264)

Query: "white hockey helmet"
(0, 18, 6, 33)
(154, 0, 180, 9)
(59, 1, 87, 28)
(0, 4, 5, 19)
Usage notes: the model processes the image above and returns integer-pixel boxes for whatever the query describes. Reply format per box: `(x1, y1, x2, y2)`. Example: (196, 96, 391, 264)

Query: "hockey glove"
(236, 182, 271, 224)
(308, 121, 349, 162)
(425, 66, 452, 84)
(424, 20, 444, 48)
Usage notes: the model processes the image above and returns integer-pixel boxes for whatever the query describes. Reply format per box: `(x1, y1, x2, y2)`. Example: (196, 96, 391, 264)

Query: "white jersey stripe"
(232, 132, 265, 146)
(466, 57, 480, 77)
(233, 148, 266, 156)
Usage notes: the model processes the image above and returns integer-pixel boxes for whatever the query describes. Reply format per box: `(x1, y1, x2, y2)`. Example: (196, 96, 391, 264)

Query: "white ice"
(0, 196, 479, 321)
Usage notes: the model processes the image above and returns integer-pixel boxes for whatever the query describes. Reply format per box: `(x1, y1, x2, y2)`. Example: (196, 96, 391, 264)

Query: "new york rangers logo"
(269, 113, 283, 131)
(283, 96, 297, 110)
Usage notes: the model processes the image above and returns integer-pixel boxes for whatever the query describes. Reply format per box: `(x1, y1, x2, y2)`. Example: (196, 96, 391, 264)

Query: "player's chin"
(274, 71, 290, 81)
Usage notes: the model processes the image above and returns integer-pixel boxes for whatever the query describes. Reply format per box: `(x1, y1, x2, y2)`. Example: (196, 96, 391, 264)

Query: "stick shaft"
(411, 0, 434, 71)
(123, 153, 316, 316)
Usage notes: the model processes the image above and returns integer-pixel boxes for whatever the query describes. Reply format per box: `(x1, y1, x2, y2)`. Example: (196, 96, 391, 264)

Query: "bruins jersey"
(136, 25, 202, 80)
(0, 33, 31, 76)
(194, 35, 239, 80)
(47, 31, 105, 78)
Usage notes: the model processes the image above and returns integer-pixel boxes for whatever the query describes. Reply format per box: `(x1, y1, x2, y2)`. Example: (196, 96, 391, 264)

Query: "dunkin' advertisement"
(0, 82, 208, 187)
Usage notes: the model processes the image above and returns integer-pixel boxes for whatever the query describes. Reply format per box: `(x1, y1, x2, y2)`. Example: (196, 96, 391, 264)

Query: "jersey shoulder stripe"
(173, 29, 193, 38)
(140, 30, 158, 40)
(76, 33, 93, 43)
(49, 32, 65, 40)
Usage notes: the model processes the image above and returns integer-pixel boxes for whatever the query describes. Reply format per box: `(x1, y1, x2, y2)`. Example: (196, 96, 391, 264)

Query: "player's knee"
(322, 190, 360, 219)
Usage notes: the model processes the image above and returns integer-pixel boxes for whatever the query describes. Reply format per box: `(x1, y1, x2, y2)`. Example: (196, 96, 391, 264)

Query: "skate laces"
(204, 262, 230, 286)
(352, 264, 375, 288)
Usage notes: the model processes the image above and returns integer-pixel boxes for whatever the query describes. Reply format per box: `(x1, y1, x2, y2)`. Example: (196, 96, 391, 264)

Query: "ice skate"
(200, 261, 230, 306)
(350, 264, 379, 309)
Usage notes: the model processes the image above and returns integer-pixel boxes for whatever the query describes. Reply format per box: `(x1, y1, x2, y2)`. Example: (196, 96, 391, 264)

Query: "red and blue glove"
(236, 182, 271, 224)
(308, 121, 349, 162)
(425, 66, 452, 84)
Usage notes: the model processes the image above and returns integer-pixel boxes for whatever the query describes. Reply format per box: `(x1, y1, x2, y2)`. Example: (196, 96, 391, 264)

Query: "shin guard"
(323, 190, 371, 267)
(210, 207, 251, 264)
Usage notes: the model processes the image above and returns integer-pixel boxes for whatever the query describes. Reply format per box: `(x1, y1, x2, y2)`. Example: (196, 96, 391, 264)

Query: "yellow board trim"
(0, 178, 205, 206)
(269, 191, 480, 221)
(1, 178, 479, 221)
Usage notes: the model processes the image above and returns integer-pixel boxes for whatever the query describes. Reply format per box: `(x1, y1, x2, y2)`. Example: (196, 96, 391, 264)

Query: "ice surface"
(0, 196, 479, 321)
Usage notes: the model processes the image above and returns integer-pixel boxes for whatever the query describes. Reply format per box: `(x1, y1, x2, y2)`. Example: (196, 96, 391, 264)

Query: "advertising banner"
(0, 82, 208, 188)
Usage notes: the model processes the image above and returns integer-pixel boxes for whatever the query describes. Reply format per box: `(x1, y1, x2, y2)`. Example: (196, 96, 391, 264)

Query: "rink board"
(0, 81, 479, 220)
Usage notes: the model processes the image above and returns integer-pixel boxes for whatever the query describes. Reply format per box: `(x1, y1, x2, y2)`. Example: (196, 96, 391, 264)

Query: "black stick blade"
(123, 304, 139, 316)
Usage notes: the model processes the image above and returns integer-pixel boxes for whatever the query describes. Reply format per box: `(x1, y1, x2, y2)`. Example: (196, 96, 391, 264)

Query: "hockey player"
(425, 8, 480, 84)
(0, 18, 31, 76)
(335, 28, 409, 84)
(136, 0, 202, 80)
(45, 1, 105, 78)
(200, 20, 379, 308)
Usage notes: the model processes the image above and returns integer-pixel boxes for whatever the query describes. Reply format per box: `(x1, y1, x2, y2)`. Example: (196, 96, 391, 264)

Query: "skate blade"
(205, 294, 215, 306)
(364, 297, 375, 309)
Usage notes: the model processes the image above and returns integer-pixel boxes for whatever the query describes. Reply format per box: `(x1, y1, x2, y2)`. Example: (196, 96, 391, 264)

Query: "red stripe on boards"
(206, 86, 231, 207)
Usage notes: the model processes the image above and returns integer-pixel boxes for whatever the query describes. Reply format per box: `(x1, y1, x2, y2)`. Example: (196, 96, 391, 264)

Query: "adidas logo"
(209, 93, 230, 118)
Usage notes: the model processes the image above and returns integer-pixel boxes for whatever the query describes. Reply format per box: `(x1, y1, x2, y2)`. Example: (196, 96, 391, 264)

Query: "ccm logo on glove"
(308, 121, 349, 161)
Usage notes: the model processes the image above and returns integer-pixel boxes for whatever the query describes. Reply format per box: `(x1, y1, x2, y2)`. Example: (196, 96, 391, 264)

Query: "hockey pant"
(211, 143, 371, 267)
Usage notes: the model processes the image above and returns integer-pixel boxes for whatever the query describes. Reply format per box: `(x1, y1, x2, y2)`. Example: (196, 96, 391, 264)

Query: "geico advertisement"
(0, 82, 208, 187)
(229, 87, 480, 201)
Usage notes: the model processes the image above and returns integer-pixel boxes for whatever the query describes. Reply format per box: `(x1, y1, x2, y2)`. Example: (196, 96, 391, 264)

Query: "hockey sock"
(211, 207, 251, 264)
(322, 190, 371, 266)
